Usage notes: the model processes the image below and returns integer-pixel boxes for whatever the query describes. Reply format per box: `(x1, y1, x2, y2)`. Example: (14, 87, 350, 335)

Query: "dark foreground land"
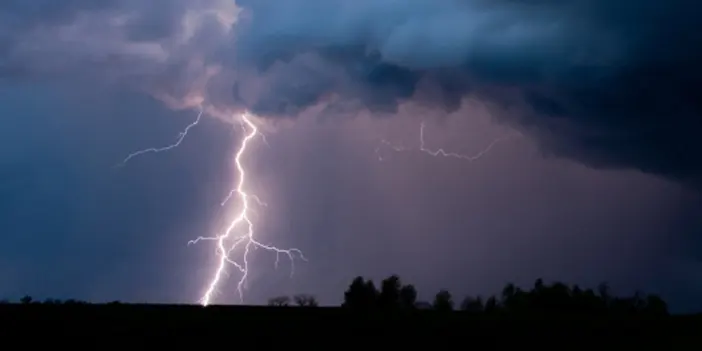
(1, 303, 701, 347)
(2, 276, 701, 347)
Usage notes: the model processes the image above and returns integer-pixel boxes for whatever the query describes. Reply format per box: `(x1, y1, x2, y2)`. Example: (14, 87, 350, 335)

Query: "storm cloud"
(1, 0, 701, 183)
(230, 0, 702, 184)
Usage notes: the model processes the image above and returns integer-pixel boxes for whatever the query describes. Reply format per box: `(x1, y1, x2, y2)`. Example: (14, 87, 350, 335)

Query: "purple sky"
(0, 0, 701, 311)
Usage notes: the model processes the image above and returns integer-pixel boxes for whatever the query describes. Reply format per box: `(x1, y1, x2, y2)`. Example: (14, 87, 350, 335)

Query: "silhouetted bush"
(267, 296, 291, 306)
(293, 294, 318, 307)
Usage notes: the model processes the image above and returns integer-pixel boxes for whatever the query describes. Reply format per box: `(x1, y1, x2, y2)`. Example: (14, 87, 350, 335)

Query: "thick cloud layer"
(230, 0, 702, 184)
(1, 0, 701, 183)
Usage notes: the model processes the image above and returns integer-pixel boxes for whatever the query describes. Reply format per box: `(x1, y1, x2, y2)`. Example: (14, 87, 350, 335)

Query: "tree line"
(4, 275, 669, 315)
(268, 275, 669, 315)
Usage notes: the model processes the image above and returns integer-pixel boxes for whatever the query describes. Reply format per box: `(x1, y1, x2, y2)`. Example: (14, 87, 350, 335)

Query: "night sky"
(1, 0, 701, 312)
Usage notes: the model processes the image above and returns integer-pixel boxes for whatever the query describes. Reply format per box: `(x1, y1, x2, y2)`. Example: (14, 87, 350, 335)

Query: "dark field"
(1, 303, 701, 347)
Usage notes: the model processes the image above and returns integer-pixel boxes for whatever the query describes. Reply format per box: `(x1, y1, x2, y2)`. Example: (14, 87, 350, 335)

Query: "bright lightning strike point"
(116, 106, 203, 167)
(189, 112, 305, 306)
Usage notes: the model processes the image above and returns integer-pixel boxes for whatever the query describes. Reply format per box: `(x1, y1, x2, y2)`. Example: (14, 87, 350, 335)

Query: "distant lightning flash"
(117, 106, 203, 167)
(188, 112, 305, 306)
(376, 121, 516, 162)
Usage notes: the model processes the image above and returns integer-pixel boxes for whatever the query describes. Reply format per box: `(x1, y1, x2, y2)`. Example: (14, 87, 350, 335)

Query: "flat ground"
(1, 303, 700, 346)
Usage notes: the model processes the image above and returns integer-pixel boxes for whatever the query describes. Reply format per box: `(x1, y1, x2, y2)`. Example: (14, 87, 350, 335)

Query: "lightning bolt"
(116, 106, 203, 167)
(188, 112, 306, 306)
(377, 121, 517, 162)
(118, 107, 305, 306)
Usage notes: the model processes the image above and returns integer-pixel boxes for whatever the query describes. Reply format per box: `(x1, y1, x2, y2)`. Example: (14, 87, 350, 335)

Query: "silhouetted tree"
(597, 282, 611, 306)
(644, 294, 668, 316)
(268, 296, 291, 307)
(460, 296, 484, 313)
(294, 294, 318, 307)
(399, 284, 418, 309)
(378, 275, 402, 309)
(502, 283, 516, 300)
(631, 291, 647, 311)
(20, 295, 32, 304)
(501, 283, 526, 312)
(534, 278, 544, 291)
(343, 276, 378, 310)
(432, 290, 454, 311)
(547, 282, 572, 313)
(484, 296, 499, 313)
(334, 275, 669, 316)
(488, 279, 671, 316)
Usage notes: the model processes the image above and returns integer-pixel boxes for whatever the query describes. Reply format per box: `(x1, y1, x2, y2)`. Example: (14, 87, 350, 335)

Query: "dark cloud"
(227, 0, 702, 184)
(0, 0, 700, 183)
